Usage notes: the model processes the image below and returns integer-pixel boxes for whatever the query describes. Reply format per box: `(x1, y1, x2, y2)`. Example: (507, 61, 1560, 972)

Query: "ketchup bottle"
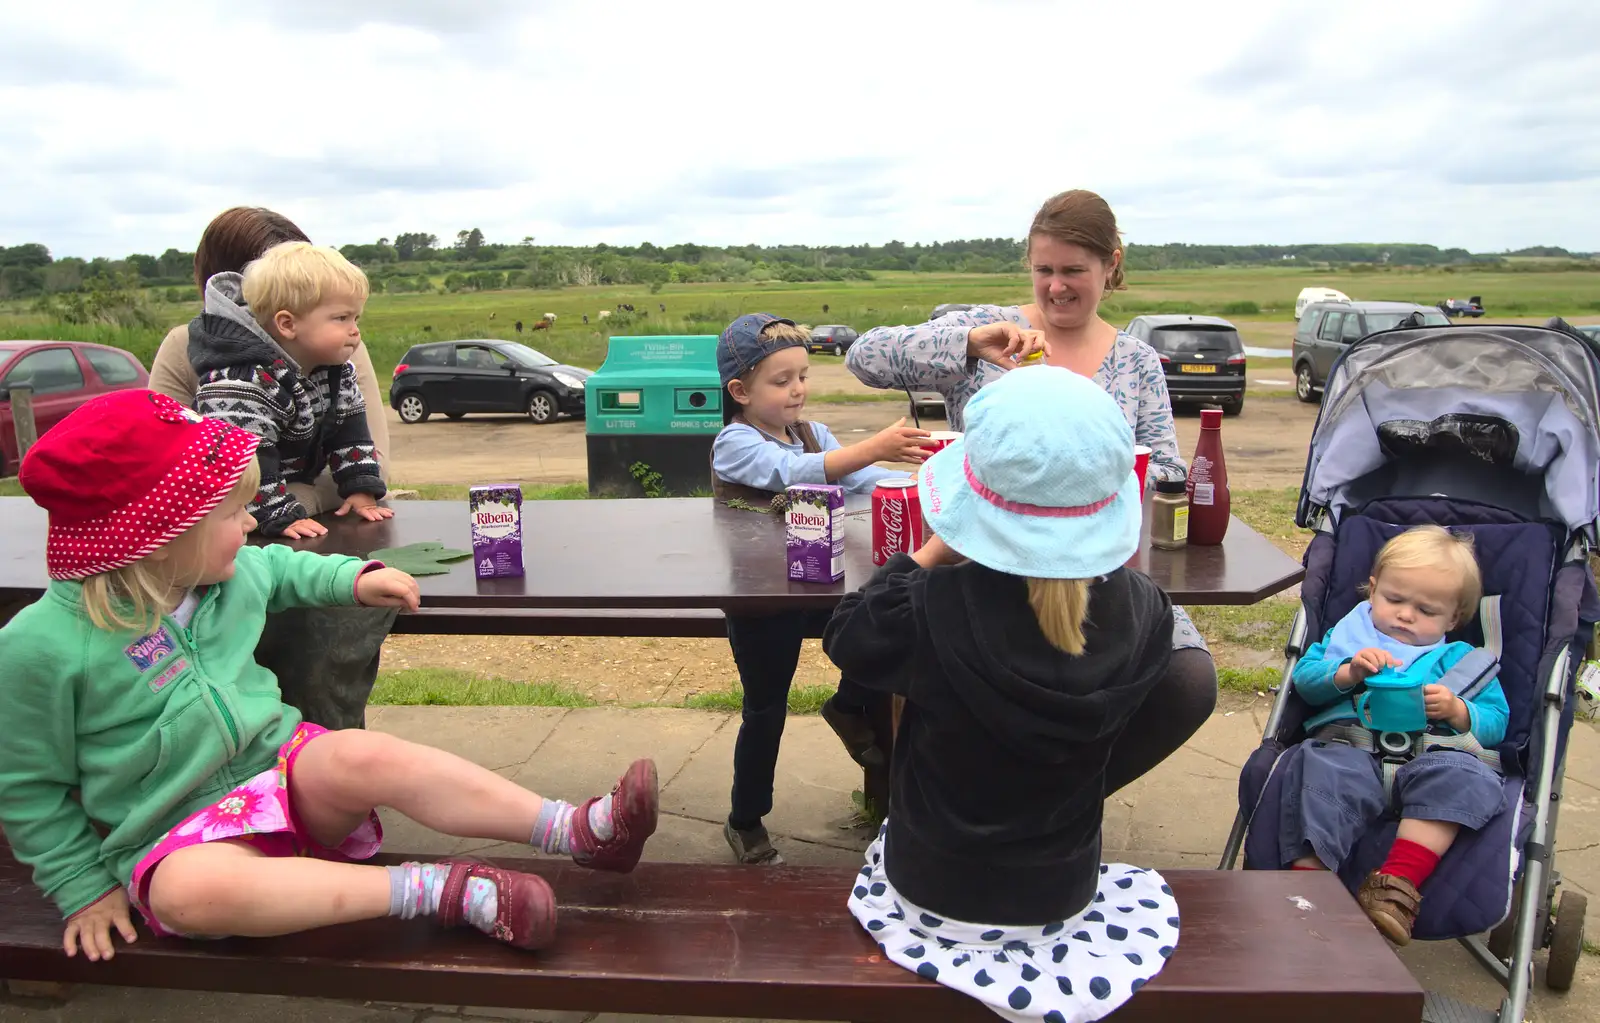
(1186, 408, 1230, 545)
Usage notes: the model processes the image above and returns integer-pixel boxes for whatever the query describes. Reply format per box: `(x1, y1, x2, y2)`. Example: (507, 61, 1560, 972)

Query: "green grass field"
(3, 266, 1596, 381)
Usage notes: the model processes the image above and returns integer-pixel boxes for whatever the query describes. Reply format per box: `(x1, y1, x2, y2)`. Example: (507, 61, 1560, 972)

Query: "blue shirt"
(712, 420, 898, 495)
(1292, 616, 1510, 746)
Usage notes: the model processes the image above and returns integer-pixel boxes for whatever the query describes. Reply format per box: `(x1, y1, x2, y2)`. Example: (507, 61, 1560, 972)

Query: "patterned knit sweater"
(188, 273, 385, 534)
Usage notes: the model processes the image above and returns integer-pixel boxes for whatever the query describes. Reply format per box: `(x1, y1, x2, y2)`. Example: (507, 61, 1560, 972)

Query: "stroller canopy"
(1301, 325, 1600, 539)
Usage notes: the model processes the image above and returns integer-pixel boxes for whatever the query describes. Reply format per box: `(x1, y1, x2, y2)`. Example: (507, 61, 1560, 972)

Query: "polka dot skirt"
(849, 825, 1179, 1023)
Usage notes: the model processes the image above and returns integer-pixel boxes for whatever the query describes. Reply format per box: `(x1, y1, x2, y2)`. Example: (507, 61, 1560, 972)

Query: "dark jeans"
(255, 605, 398, 730)
(1104, 647, 1219, 795)
(725, 609, 871, 829)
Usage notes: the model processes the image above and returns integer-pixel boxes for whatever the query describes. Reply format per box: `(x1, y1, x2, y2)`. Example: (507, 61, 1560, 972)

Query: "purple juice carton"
(469, 484, 524, 579)
(785, 484, 845, 583)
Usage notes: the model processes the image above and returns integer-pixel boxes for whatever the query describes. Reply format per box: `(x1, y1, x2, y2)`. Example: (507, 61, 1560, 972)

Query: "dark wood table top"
(0, 839, 1421, 1022)
(0, 496, 1303, 613)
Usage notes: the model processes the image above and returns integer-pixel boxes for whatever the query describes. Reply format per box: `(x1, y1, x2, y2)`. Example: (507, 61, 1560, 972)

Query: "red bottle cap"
(1200, 409, 1223, 429)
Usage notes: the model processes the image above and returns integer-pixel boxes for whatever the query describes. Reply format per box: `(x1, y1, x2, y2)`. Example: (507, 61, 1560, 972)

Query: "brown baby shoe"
(1357, 870, 1423, 945)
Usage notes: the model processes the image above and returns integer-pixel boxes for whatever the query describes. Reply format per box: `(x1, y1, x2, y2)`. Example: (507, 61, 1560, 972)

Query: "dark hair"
(1027, 189, 1125, 294)
(193, 207, 311, 291)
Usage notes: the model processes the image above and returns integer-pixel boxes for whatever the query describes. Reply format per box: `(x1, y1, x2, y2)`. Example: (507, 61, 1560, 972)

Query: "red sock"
(1291, 864, 1323, 871)
(1378, 838, 1441, 888)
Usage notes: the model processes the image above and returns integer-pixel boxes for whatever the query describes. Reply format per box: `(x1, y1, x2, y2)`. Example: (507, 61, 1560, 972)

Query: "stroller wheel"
(1545, 889, 1587, 991)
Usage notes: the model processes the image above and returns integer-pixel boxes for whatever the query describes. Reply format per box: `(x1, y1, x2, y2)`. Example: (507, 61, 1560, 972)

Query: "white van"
(1295, 287, 1351, 321)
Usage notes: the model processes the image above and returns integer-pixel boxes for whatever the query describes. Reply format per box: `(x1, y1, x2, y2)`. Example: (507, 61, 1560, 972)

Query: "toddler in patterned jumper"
(187, 241, 389, 540)
(825, 367, 1180, 1023)
(0, 390, 659, 960)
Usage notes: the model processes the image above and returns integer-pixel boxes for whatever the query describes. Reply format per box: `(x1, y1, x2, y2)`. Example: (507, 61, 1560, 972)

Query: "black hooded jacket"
(824, 554, 1174, 925)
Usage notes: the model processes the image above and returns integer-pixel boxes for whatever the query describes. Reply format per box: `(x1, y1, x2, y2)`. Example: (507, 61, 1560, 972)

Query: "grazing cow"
(515, 320, 524, 333)
(598, 310, 611, 320)
(489, 312, 497, 320)
(659, 302, 666, 312)
(531, 319, 551, 332)
(583, 314, 590, 324)
(822, 304, 829, 313)
(542, 312, 557, 322)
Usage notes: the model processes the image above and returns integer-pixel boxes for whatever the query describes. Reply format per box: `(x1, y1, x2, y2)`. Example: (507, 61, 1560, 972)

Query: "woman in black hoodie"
(825, 366, 1179, 1023)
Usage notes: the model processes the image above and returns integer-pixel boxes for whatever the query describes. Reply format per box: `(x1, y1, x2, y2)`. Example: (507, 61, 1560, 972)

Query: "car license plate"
(1180, 364, 1217, 374)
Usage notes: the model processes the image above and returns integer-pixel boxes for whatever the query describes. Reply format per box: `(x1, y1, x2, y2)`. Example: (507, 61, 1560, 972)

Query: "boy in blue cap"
(712, 313, 929, 865)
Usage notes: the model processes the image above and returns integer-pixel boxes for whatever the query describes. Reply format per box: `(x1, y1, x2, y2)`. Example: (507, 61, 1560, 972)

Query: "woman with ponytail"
(824, 367, 1179, 1023)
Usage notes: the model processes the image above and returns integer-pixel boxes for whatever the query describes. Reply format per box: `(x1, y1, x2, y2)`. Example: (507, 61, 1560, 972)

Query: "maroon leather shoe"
(570, 758, 659, 873)
(435, 861, 557, 950)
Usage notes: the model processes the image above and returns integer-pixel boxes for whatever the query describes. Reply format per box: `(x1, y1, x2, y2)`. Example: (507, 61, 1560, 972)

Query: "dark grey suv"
(1126, 314, 1246, 415)
(1292, 301, 1449, 402)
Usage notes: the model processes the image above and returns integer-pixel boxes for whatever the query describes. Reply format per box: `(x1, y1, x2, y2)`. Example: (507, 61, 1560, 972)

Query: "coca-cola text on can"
(872, 477, 924, 566)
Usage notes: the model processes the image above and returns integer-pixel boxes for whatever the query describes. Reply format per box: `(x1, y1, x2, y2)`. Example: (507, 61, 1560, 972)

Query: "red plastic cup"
(1133, 445, 1152, 502)
(921, 430, 962, 456)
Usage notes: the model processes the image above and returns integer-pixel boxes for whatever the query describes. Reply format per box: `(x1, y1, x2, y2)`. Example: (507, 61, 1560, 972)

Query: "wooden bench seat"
(0, 840, 1421, 1022)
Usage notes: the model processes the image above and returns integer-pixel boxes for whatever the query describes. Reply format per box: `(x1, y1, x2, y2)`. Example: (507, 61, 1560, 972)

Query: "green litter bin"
(585, 334, 723, 497)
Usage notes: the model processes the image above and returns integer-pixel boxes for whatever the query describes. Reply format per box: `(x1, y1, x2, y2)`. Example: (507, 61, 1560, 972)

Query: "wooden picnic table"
(0, 496, 1306, 630)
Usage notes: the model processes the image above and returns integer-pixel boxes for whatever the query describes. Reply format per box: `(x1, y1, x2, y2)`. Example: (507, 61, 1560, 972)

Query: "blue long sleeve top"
(1293, 637, 1510, 746)
(712, 420, 897, 495)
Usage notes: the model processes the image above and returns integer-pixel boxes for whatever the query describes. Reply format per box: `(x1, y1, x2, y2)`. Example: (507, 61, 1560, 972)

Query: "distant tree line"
(2, 236, 1592, 301)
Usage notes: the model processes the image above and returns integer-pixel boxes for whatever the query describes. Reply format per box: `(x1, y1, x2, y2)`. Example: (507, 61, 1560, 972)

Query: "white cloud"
(1, 0, 1595, 258)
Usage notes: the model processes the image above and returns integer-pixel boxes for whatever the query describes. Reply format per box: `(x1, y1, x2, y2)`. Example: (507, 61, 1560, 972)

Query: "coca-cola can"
(872, 477, 925, 565)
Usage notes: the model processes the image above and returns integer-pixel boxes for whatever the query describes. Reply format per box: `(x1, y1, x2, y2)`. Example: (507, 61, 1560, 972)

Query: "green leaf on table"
(367, 541, 473, 576)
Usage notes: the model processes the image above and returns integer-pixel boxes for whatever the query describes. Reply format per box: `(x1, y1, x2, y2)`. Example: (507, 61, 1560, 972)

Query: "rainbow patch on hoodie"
(124, 627, 177, 673)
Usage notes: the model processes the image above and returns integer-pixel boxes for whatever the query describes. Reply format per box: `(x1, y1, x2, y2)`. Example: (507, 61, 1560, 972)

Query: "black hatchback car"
(390, 340, 591, 424)
(1125, 314, 1246, 415)
(807, 324, 858, 355)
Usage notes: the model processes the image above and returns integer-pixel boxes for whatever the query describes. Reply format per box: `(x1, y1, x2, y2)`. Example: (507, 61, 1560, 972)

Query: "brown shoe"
(1357, 871, 1422, 945)
(435, 861, 557, 951)
(570, 758, 659, 873)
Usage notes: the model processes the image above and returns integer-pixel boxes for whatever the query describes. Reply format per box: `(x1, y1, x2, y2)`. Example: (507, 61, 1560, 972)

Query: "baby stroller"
(1217, 323, 1599, 1023)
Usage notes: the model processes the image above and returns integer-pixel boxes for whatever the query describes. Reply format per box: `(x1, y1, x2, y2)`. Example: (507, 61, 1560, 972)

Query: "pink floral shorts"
(128, 723, 384, 937)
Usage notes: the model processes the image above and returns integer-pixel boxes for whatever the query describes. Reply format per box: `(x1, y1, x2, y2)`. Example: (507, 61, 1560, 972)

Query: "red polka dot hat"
(19, 390, 260, 581)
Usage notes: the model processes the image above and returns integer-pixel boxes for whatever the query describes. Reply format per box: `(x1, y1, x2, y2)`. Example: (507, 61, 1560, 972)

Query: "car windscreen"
(1365, 311, 1450, 332)
(1148, 326, 1241, 355)
(501, 344, 557, 367)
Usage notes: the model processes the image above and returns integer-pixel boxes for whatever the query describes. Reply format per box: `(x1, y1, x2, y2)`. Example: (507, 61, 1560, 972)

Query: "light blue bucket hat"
(918, 366, 1141, 579)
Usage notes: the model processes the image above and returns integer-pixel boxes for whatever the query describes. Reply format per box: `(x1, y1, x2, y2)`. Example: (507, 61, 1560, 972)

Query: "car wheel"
(446, 412, 466, 420)
(526, 389, 558, 424)
(397, 393, 430, 424)
(1222, 394, 1244, 416)
(1295, 363, 1317, 403)
(832, 343, 842, 355)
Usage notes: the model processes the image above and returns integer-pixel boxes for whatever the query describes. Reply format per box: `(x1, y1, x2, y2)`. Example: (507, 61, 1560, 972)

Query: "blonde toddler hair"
(1027, 577, 1092, 655)
(1371, 524, 1483, 622)
(241, 241, 369, 330)
(80, 459, 262, 633)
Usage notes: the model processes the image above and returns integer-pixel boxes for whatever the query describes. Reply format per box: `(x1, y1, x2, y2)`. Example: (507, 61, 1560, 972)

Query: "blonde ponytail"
(1026, 577, 1092, 655)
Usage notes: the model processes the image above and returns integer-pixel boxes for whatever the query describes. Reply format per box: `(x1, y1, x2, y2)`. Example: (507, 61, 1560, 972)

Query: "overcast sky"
(2, 0, 1595, 259)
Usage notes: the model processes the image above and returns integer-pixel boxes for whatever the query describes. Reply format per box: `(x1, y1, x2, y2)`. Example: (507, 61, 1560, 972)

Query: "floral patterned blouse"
(847, 304, 1207, 652)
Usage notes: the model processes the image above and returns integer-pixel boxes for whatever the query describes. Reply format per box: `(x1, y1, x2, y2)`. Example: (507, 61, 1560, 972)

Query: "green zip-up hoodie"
(0, 544, 367, 917)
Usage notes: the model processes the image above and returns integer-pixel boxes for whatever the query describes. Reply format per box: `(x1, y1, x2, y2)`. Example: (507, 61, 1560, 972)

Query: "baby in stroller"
(1283, 525, 1509, 945)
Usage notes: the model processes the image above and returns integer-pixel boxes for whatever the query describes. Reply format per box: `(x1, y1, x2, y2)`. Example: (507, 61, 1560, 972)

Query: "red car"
(0, 340, 150, 476)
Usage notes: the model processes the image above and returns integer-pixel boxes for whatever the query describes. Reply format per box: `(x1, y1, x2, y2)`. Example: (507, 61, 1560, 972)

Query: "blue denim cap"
(718, 312, 800, 385)
(918, 365, 1141, 579)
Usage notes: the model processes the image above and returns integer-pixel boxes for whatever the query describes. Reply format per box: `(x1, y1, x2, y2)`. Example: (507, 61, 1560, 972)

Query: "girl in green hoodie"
(0, 390, 660, 961)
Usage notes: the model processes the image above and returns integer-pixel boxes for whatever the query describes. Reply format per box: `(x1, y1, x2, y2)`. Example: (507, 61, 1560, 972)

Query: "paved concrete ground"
(4, 704, 1596, 1022)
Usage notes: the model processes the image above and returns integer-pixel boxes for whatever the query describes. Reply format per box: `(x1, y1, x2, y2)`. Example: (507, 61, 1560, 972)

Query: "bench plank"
(0, 843, 1420, 1022)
